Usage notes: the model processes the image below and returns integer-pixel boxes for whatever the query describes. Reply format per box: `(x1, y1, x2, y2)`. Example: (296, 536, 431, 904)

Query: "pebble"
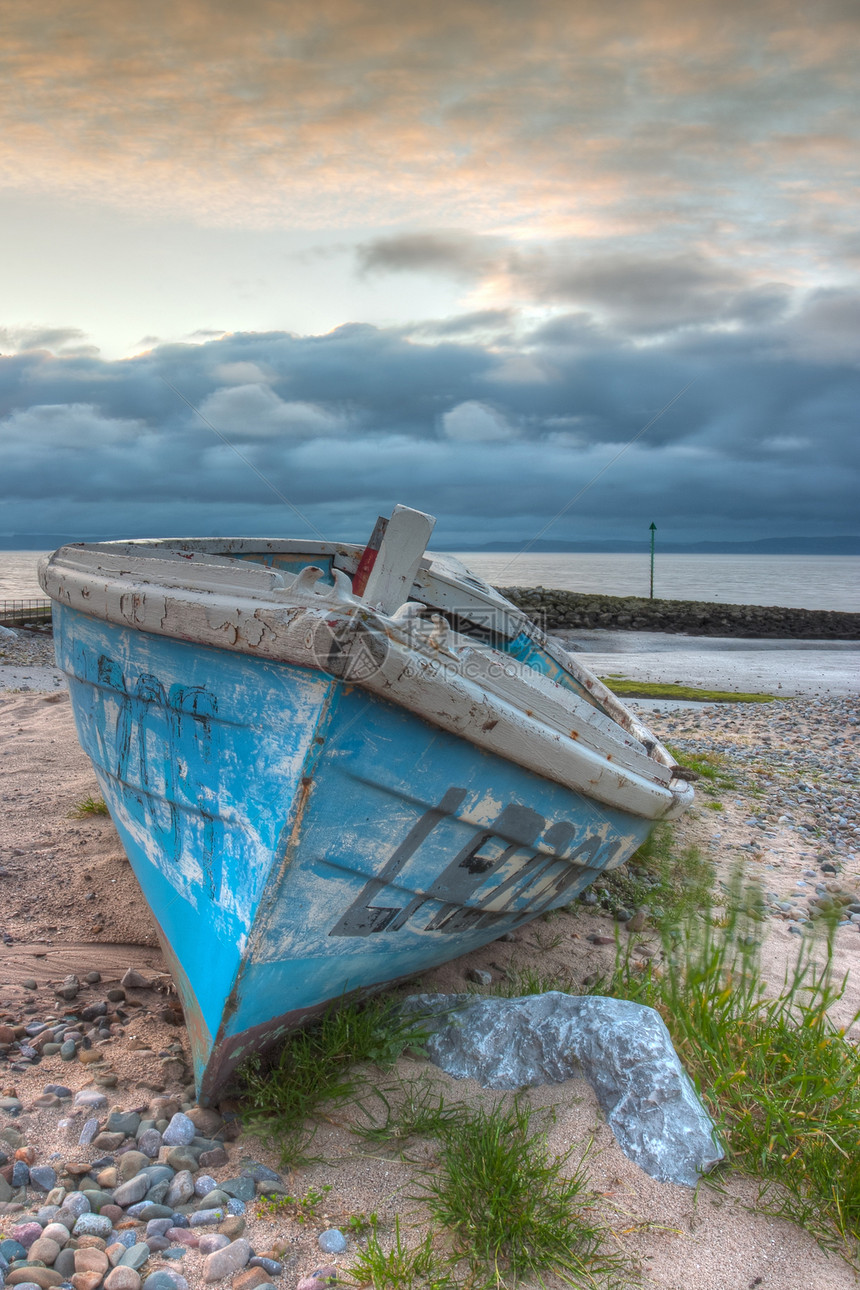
(29, 1168, 57, 1193)
(145, 1221, 173, 1240)
(73, 1216, 113, 1239)
(10, 1226, 42, 1251)
(6, 1270, 64, 1288)
(144, 1274, 187, 1290)
(189, 1210, 225, 1227)
(202, 1240, 251, 1283)
(164, 1173, 194, 1208)
(106, 1112, 141, 1139)
(220, 1178, 255, 1203)
(164, 1232, 197, 1249)
(104, 1269, 141, 1290)
(197, 1235, 230, 1255)
(232, 1271, 271, 1290)
(247, 1259, 283, 1277)
(39, 1227, 69, 1250)
(193, 1176, 217, 1198)
(29, 1236, 62, 1264)
(118, 1245, 150, 1272)
(137, 1132, 162, 1159)
(317, 1230, 348, 1255)
(119, 1154, 150, 1182)
(62, 1194, 91, 1218)
(0, 1243, 27, 1264)
(161, 1116, 195, 1148)
(112, 1177, 149, 1208)
(75, 1249, 109, 1277)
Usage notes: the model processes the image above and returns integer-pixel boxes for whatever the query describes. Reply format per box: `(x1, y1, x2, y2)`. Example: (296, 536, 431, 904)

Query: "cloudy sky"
(1, 0, 858, 546)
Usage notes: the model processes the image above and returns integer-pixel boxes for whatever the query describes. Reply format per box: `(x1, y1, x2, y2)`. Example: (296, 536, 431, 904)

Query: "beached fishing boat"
(39, 506, 693, 1101)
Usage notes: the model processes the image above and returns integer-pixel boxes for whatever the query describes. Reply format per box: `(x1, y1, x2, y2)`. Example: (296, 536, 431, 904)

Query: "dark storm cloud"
(357, 232, 501, 280)
(357, 236, 801, 337)
(1, 300, 858, 544)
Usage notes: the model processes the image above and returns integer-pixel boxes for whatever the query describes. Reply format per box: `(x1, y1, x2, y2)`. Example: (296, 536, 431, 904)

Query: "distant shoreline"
(2, 535, 860, 555)
(501, 587, 860, 640)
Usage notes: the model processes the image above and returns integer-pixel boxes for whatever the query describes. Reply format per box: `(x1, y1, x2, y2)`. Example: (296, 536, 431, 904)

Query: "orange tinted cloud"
(1, 0, 857, 242)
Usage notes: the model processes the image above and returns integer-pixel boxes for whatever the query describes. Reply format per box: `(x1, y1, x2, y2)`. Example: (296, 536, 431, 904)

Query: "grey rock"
(144, 1221, 173, 1239)
(78, 1120, 100, 1147)
(74, 1092, 108, 1111)
(161, 1116, 195, 1148)
(405, 991, 724, 1187)
(73, 1214, 113, 1238)
(130, 1205, 173, 1222)
(240, 1164, 280, 1184)
(113, 1175, 150, 1207)
(192, 1176, 216, 1199)
(106, 1113, 141, 1139)
(144, 1182, 170, 1206)
(466, 968, 492, 986)
(85, 1190, 116, 1212)
(145, 1274, 187, 1290)
(226, 1199, 245, 1216)
(219, 1176, 255, 1203)
(53, 1249, 76, 1279)
(11, 1161, 29, 1187)
(164, 1150, 198, 1174)
(201, 1239, 250, 1283)
(29, 1169, 58, 1193)
(197, 1190, 230, 1210)
(136, 1132, 162, 1160)
(118, 1244, 151, 1270)
(317, 1230, 348, 1254)
(61, 1194, 91, 1218)
(164, 1174, 194, 1209)
(188, 1209, 225, 1227)
(248, 1259, 283, 1276)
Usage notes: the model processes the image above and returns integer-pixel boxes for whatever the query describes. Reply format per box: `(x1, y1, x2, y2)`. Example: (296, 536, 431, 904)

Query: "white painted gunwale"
(39, 541, 693, 821)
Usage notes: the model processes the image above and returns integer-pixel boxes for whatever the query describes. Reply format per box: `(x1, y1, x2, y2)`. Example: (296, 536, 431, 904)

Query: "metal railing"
(0, 598, 53, 628)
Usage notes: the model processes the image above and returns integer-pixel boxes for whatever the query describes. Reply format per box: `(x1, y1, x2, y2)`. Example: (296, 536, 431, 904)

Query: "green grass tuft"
(68, 795, 109, 818)
(354, 1076, 471, 1149)
(347, 1217, 450, 1290)
(599, 675, 777, 703)
(585, 876, 860, 1262)
(491, 964, 578, 998)
(599, 824, 715, 933)
(418, 1098, 628, 1288)
(237, 996, 429, 1166)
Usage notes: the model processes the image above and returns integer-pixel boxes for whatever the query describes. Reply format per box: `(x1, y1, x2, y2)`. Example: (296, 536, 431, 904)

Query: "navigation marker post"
(649, 522, 656, 599)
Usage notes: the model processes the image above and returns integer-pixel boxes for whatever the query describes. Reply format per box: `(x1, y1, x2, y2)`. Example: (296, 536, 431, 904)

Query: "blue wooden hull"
(54, 603, 652, 1100)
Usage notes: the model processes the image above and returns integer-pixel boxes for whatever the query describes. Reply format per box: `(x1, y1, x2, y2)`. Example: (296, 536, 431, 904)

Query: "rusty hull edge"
(152, 903, 414, 1104)
(196, 978, 415, 1106)
(153, 922, 214, 1089)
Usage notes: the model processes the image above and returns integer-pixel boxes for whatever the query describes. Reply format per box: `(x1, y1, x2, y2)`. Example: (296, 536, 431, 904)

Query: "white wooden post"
(360, 505, 436, 614)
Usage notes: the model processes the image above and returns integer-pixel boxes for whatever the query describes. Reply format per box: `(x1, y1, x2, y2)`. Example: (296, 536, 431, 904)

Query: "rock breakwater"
(499, 588, 860, 639)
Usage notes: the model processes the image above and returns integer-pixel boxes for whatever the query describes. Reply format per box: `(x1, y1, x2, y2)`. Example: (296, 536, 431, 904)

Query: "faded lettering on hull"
(329, 789, 626, 939)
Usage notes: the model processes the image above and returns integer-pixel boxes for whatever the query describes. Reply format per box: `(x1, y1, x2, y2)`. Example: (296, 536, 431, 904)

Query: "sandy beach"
(0, 626, 859, 1290)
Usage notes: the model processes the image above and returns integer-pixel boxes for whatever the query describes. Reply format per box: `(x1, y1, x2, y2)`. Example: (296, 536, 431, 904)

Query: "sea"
(3, 549, 858, 612)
